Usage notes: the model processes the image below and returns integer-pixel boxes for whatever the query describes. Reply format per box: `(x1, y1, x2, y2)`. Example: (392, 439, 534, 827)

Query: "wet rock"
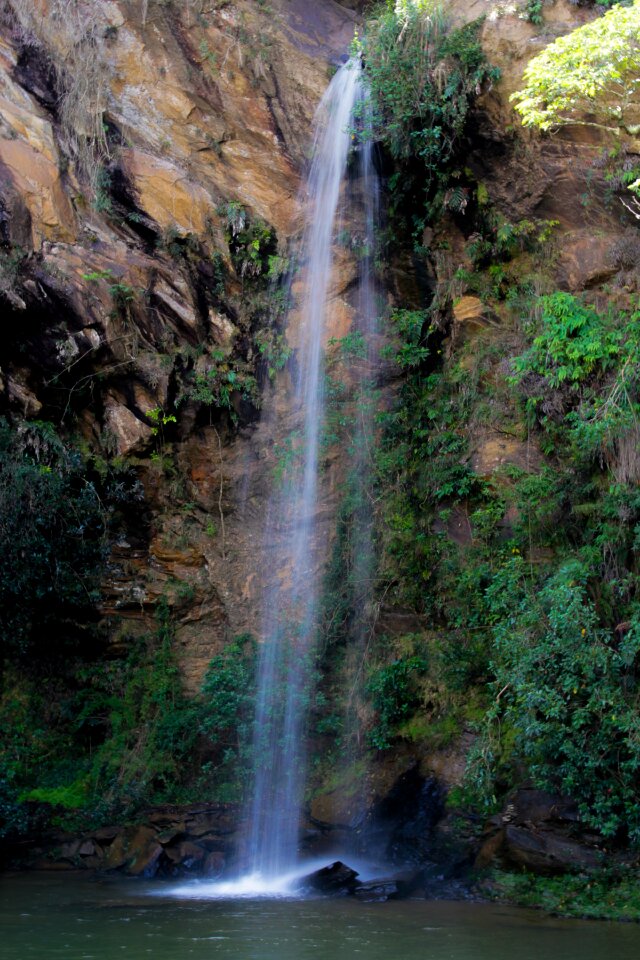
(298, 861, 360, 896)
(476, 788, 603, 875)
(358, 767, 446, 865)
(502, 825, 602, 875)
(104, 833, 129, 870)
(174, 841, 206, 869)
(93, 825, 122, 842)
(156, 827, 185, 845)
(128, 840, 163, 878)
(354, 878, 400, 902)
(203, 851, 226, 877)
(58, 840, 81, 860)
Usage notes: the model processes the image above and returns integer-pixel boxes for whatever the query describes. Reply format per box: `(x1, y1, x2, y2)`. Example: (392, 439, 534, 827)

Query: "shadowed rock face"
(476, 788, 604, 876)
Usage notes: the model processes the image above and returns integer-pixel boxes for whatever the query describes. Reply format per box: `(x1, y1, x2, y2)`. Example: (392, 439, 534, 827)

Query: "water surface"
(2, 873, 639, 960)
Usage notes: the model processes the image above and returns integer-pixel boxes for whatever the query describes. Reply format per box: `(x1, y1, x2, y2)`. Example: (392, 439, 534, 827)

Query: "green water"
(2, 873, 639, 960)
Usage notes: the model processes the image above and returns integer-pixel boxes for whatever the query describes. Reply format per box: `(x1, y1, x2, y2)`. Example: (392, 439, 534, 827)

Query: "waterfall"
(242, 58, 378, 883)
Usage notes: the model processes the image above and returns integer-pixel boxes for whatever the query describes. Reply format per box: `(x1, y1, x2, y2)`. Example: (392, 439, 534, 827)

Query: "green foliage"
(255, 329, 292, 380)
(386, 309, 431, 367)
(0, 246, 26, 303)
(0, 611, 259, 833)
(360, 2, 499, 237)
(0, 678, 49, 837)
(523, 0, 545, 25)
(367, 654, 428, 749)
(180, 354, 259, 419)
(85, 599, 201, 811)
(511, 295, 640, 465)
(146, 407, 177, 436)
(219, 201, 278, 279)
(375, 271, 640, 839)
(485, 560, 640, 840)
(199, 634, 257, 796)
(0, 420, 106, 661)
(22, 781, 88, 809)
(512, 292, 623, 390)
(511, 1, 640, 130)
(481, 866, 640, 921)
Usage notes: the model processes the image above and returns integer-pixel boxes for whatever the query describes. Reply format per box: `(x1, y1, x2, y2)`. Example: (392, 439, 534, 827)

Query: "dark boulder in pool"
(298, 860, 360, 896)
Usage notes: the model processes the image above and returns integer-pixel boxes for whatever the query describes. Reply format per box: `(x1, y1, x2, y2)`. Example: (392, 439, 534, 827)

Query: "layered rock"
(0, 0, 361, 690)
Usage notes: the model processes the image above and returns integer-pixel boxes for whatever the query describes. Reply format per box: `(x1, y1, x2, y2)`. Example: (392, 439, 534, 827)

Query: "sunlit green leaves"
(511, 1, 640, 130)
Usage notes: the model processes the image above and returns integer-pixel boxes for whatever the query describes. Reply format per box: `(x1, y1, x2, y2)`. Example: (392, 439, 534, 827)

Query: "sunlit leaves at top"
(511, 1, 640, 130)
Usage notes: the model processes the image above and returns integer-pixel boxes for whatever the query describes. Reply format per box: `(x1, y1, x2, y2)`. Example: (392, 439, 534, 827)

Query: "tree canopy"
(511, 1, 640, 131)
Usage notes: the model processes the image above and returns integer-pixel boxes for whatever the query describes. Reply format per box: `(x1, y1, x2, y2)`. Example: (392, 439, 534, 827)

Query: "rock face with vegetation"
(1, 0, 640, 914)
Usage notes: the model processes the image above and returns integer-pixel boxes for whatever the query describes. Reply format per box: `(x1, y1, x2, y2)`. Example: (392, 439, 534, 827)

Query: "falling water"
(243, 59, 367, 884)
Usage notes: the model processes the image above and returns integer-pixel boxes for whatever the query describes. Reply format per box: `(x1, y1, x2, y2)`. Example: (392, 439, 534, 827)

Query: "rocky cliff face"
(0, 0, 363, 689)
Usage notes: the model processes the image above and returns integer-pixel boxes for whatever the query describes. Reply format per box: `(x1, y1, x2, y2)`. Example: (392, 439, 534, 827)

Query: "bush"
(486, 559, 640, 841)
(511, 292, 622, 390)
(360, 1, 499, 236)
(0, 420, 106, 662)
(511, 2, 640, 131)
(367, 654, 428, 749)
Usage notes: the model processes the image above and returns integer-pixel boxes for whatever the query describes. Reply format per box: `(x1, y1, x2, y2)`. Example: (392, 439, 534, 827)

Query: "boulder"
(103, 833, 129, 870)
(103, 399, 152, 456)
(124, 826, 163, 878)
(501, 825, 602, 875)
(298, 861, 359, 896)
(127, 840, 163, 878)
(203, 851, 226, 877)
(354, 878, 400, 902)
(175, 841, 206, 869)
(476, 787, 603, 875)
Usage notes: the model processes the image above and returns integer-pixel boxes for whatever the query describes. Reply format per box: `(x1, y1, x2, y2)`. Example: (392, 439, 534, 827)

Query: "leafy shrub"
(511, 2, 640, 130)
(199, 633, 257, 795)
(219, 201, 278, 279)
(511, 292, 622, 390)
(367, 654, 428, 749)
(0, 420, 106, 661)
(360, 1, 499, 237)
(486, 559, 640, 841)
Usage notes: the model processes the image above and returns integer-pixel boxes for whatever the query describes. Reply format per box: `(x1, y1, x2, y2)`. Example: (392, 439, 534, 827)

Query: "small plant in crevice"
(0, 244, 26, 308)
(522, 0, 545, 25)
(146, 406, 177, 469)
(177, 351, 260, 423)
(218, 201, 278, 280)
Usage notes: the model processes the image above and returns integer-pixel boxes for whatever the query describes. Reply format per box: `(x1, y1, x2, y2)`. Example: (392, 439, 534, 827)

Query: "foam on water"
(162, 854, 391, 901)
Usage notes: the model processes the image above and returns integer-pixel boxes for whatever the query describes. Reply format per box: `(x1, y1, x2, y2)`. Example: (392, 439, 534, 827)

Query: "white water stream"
(192, 58, 379, 897)
(245, 59, 364, 886)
